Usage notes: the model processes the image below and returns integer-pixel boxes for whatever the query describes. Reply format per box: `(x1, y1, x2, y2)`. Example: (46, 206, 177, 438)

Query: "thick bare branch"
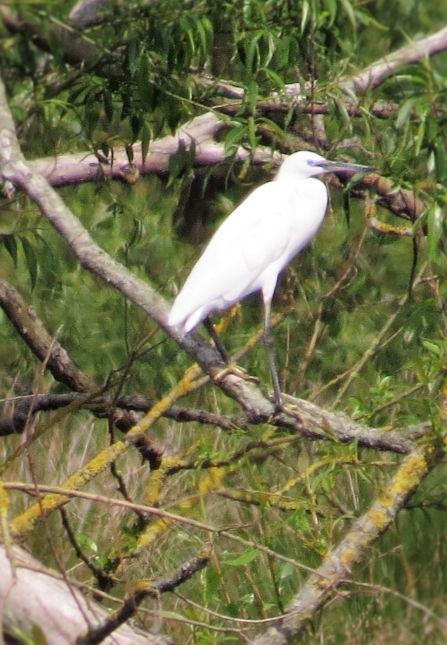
(0, 279, 143, 434)
(25, 121, 425, 222)
(275, 396, 425, 454)
(0, 544, 172, 645)
(69, 0, 110, 25)
(342, 25, 447, 93)
(0, 388, 426, 453)
(0, 6, 117, 72)
(26, 113, 280, 187)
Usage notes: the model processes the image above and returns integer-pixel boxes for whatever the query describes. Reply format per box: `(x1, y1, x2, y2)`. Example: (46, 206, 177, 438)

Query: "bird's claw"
(213, 363, 259, 384)
(278, 402, 301, 419)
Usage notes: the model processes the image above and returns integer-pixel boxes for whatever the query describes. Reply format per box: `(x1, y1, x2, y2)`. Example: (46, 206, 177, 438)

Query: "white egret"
(168, 150, 372, 407)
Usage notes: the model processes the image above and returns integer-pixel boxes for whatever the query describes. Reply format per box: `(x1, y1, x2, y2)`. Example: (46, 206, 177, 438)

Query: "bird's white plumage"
(168, 152, 332, 332)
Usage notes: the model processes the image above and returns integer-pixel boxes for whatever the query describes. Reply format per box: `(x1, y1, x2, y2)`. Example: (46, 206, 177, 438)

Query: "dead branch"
(0, 392, 237, 436)
(24, 116, 424, 222)
(26, 112, 281, 187)
(0, 6, 120, 74)
(0, 543, 173, 645)
(342, 25, 447, 93)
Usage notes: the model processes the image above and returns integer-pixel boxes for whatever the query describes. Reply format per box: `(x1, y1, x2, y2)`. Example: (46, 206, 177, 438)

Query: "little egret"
(168, 150, 372, 407)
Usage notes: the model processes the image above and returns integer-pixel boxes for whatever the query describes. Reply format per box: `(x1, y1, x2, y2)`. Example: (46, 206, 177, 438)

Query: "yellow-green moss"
(389, 453, 428, 497)
(367, 508, 389, 531)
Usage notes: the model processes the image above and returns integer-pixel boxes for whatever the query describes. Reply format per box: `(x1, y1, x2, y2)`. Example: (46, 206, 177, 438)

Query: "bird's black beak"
(314, 159, 375, 174)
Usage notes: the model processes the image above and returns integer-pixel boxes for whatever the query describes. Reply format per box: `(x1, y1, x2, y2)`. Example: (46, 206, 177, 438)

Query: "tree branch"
(253, 445, 440, 645)
(0, 543, 173, 645)
(77, 546, 211, 645)
(0, 392, 237, 436)
(341, 25, 447, 93)
(0, 279, 94, 393)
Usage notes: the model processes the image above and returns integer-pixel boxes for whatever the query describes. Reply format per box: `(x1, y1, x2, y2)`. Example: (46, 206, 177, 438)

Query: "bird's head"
(276, 150, 373, 181)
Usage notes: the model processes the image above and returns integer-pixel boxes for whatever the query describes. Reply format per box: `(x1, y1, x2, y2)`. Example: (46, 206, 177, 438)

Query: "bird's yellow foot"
(213, 363, 259, 384)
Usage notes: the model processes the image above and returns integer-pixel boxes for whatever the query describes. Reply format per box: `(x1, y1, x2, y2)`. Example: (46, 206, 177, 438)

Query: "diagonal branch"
(0, 278, 94, 394)
(0, 543, 172, 645)
(253, 445, 440, 645)
(341, 25, 447, 93)
(77, 545, 211, 645)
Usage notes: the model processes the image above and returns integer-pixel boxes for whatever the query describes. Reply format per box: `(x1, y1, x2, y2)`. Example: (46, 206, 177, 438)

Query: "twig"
(77, 545, 211, 645)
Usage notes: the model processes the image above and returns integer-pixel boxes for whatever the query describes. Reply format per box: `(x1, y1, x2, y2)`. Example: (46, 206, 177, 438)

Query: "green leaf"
(83, 90, 100, 138)
(125, 143, 134, 163)
(103, 89, 113, 123)
(247, 116, 257, 150)
(426, 117, 438, 144)
(237, 39, 246, 66)
(197, 17, 213, 63)
(141, 121, 152, 164)
(2, 234, 18, 266)
(333, 96, 352, 131)
(224, 549, 259, 566)
(258, 31, 275, 69)
(339, 0, 357, 31)
(260, 68, 285, 91)
(245, 36, 260, 78)
(76, 533, 98, 553)
(166, 99, 182, 134)
(434, 142, 447, 182)
(168, 141, 190, 182)
(323, 0, 337, 27)
(20, 237, 38, 290)
(354, 9, 388, 29)
(127, 40, 139, 77)
(396, 98, 415, 129)
(246, 80, 259, 111)
(130, 113, 143, 142)
(301, 0, 310, 33)
(136, 53, 152, 105)
(126, 218, 145, 250)
(99, 142, 109, 158)
(279, 562, 294, 579)
(421, 339, 443, 357)
(224, 124, 247, 153)
(258, 116, 286, 140)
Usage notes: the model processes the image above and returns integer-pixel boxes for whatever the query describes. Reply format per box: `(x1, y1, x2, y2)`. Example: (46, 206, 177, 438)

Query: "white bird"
(169, 150, 372, 407)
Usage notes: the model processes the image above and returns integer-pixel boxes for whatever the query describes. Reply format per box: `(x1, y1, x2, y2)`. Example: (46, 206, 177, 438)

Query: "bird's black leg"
(203, 316, 230, 363)
(263, 301, 283, 410)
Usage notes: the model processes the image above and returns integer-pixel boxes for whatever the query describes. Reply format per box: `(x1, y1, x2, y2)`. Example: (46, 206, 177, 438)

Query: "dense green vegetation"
(0, 1, 447, 644)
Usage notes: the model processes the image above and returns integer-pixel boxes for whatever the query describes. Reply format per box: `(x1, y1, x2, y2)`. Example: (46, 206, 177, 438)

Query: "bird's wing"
(227, 180, 327, 288)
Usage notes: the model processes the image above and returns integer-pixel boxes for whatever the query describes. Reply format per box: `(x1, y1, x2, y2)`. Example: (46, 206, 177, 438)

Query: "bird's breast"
(280, 178, 329, 260)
